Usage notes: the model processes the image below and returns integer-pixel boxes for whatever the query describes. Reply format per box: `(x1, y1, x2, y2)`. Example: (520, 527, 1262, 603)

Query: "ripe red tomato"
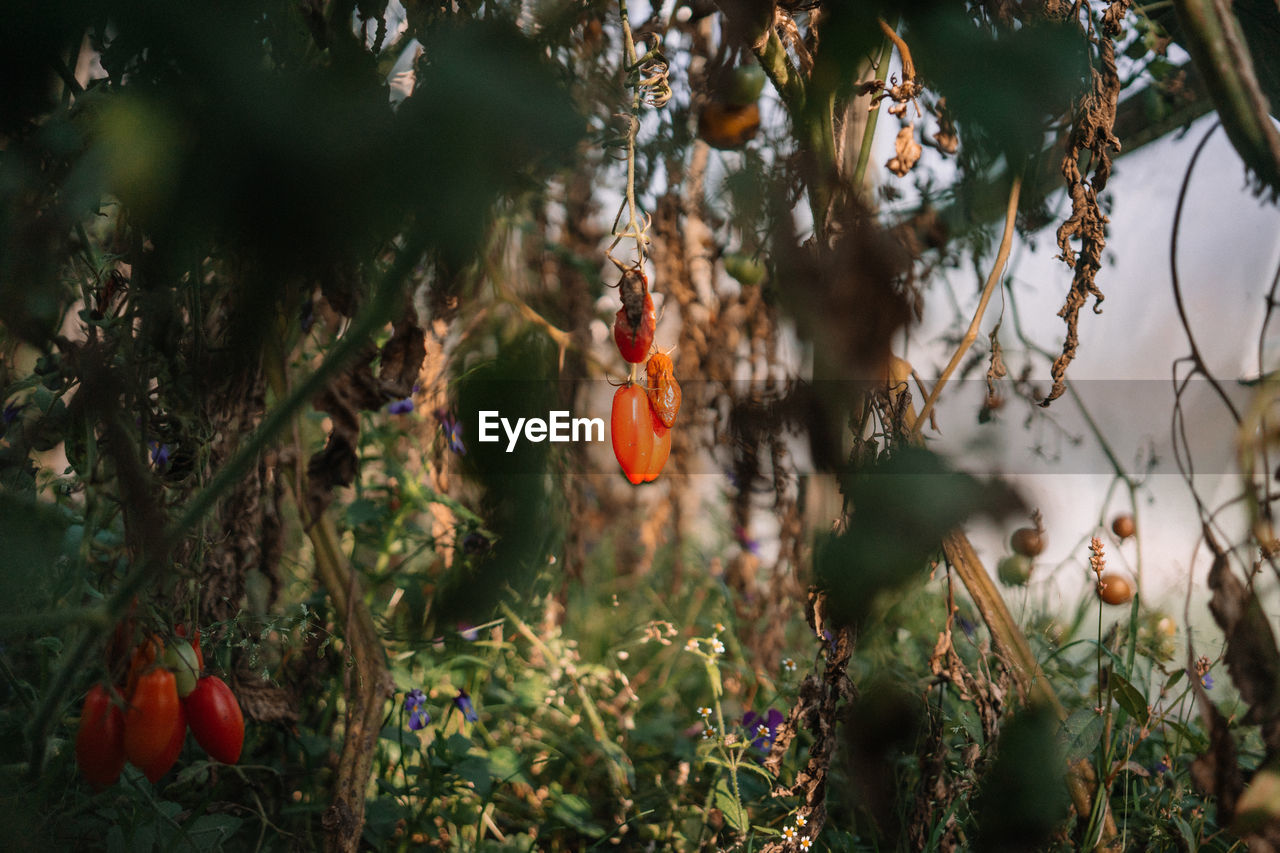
(186, 676, 244, 764)
(137, 699, 186, 783)
(76, 684, 126, 790)
(611, 384, 654, 485)
(645, 352, 681, 428)
(611, 384, 672, 484)
(124, 668, 181, 771)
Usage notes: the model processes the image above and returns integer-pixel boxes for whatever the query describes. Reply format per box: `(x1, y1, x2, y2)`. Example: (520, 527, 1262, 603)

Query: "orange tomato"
(697, 101, 760, 150)
(645, 352, 681, 428)
(611, 384, 655, 485)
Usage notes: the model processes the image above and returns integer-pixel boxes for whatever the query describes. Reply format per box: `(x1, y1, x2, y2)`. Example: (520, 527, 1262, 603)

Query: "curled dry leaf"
(887, 124, 922, 177)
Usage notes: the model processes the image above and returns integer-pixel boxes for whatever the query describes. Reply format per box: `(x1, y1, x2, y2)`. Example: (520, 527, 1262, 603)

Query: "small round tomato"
(186, 676, 244, 764)
(1097, 573, 1134, 606)
(124, 668, 181, 771)
(722, 252, 766, 286)
(611, 384, 655, 485)
(997, 554, 1033, 587)
(697, 101, 760, 150)
(726, 64, 766, 107)
(1010, 527, 1045, 558)
(137, 699, 185, 783)
(76, 684, 126, 790)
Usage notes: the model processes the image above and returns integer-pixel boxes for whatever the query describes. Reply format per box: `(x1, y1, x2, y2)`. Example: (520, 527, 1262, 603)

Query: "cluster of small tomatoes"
(76, 623, 244, 790)
(610, 268, 681, 484)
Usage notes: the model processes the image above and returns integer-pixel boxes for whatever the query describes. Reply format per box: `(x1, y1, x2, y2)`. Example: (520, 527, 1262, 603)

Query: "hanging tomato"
(613, 268, 656, 363)
(137, 699, 186, 783)
(76, 684, 126, 790)
(645, 351, 681, 428)
(185, 675, 244, 764)
(124, 668, 182, 772)
(611, 384, 655, 484)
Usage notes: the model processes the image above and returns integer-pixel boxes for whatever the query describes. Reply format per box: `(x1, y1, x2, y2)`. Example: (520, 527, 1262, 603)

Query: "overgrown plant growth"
(1, 1, 1278, 851)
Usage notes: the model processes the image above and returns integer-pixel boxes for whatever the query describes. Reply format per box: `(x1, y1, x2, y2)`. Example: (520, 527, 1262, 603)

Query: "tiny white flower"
(799, 837, 811, 850)
(711, 639, 725, 655)
(685, 638, 700, 652)
(698, 706, 712, 718)
(795, 814, 807, 828)
(783, 657, 797, 672)
(783, 826, 796, 840)
(714, 622, 725, 633)
(702, 726, 716, 740)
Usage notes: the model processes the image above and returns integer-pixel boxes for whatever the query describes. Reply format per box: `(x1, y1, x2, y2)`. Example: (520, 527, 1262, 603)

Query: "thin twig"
(912, 175, 1022, 438)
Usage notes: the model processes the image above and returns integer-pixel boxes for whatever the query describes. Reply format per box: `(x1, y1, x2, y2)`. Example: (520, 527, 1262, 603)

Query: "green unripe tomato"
(997, 554, 1033, 586)
(726, 64, 767, 107)
(165, 641, 201, 698)
(723, 252, 766, 285)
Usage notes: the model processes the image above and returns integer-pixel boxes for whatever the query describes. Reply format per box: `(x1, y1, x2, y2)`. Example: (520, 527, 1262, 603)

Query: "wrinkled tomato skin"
(138, 699, 186, 783)
(611, 385, 654, 484)
(613, 295, 655, 363)
(645, 352, 681, 428)
(76, 684, 126, 790)
(124, 668, 181, 771)
(186, 676, 244, 764)
(644, 416, 671, 483)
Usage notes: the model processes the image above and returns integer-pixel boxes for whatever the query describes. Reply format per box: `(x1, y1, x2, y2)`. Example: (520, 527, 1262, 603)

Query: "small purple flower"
(733, 525, 761, 557)
(1152, 755, 1171, 775)
(436, 409, 466, 455)
(742, 708, 784, 752)
(1202, 673, 1214, 690)
(454, 689, 478, 722)
(1, 401, 21, 424)
(387, 397, 415, 415)
(404, 688, 429, 731)
(457, 623, 479, 642)
(148, 441, 172, 470)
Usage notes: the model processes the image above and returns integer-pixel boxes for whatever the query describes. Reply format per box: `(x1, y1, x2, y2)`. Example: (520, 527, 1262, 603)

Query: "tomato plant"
(186, 675, 244, 764)
(124, 668, 182, 772)
(645, 351, 681, 428)
(76, 684, 126, 791)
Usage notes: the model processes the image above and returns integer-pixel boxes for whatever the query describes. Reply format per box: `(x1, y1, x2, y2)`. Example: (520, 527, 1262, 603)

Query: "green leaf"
(1110, 672, 1150, 725)
(550, 792, 605, 838)
(1062, 708, 1105, 762)
(1165, 667, 1186, 691)
(714, 775, 749, 833)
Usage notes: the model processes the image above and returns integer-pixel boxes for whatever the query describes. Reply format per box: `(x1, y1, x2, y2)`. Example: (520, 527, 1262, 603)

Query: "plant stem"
(913, 174, 1022, 438)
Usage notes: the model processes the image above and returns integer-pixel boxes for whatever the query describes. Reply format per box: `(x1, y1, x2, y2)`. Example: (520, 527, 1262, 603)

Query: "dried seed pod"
(1111, 514, 1135, 540)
